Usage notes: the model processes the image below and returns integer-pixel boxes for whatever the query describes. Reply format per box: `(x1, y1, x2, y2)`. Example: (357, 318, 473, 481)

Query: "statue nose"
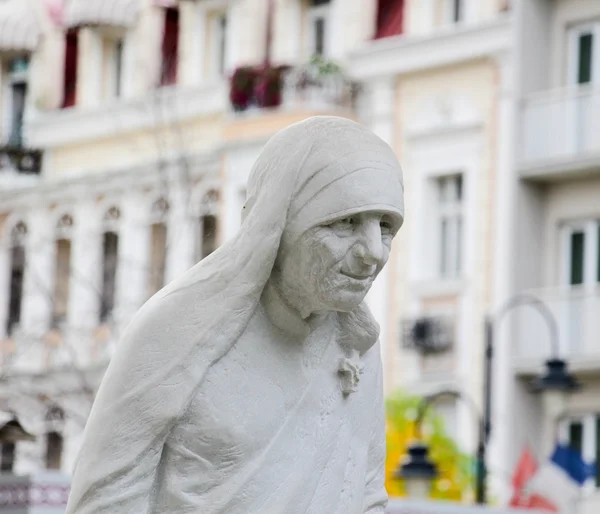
(353, 227, 383, 266)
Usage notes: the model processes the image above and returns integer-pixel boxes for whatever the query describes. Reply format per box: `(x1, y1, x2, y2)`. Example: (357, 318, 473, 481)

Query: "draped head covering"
(66, 116, 404, 512)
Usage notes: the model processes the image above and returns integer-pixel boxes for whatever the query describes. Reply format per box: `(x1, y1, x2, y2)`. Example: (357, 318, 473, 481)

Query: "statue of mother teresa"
(66, 116, 404, 514)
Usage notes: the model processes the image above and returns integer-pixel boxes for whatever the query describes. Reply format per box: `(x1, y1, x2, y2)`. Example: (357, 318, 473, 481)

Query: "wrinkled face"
(276, 211, 402, 315)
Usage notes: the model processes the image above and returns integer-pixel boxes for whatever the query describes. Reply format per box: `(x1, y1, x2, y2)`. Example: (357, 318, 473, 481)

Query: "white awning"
(0, 0, 41, 53)
(65, 0, 140, 28)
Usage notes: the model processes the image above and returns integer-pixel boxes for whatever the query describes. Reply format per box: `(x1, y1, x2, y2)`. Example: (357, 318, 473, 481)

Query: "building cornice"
(0, 149, 223, 211)
(348, 16, 512, 80)
(25, 81, 228, 149)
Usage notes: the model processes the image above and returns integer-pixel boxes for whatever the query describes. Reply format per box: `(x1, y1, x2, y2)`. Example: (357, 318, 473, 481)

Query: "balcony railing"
(0, 141, 42, 176)
(229, 58, 359, 114)
(0, 471, 70, 513)
(520, 85, 600, 169)
(513, 286, 600, 368)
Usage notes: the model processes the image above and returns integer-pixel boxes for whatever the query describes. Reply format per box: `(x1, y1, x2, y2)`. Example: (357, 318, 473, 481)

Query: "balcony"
(512, 286, 600, 375)
(0, 471, 70, 514)
(26, 81, 228, 149)
(519, 86, 600, 180)
(0, 140, 43, 189)
(229, 58, 359, 115)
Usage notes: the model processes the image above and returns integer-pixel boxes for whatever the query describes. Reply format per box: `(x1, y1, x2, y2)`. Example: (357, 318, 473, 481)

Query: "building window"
(3, 58, 29, 147)
(450, 0, 462, 23)
(52, 239, 72, 329)
(102, 35, 125, 99)
(562, 220, 600, 286)
(160, 7, 179, 86)
(436, 175, 463, 279)
(568, 23, 600, 86)
(560, 415, 600, 487)
(208, 11, 228, 77)
(100, 207, 120, 323)
(62, 29, 79, 108)
(307, 0, 331, 57)
(434, 0, 463, 27)
(0, 443, 15, 472)
(51, 214, 73, 329)
(45, 431, 64, 470)
(197, 190, 219, 260)
(374, 0, 404, 39)
(148, 198, 169, 297)
(200, 215, 217, 259)
(6, 222, 27, 337)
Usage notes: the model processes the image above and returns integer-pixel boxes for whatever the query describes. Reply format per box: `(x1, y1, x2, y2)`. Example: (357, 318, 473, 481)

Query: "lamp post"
(397, 293, 579, 504)
(396, 442, 438, 499)
(481, 293, 580, 503)
(399, 390, 485, 503)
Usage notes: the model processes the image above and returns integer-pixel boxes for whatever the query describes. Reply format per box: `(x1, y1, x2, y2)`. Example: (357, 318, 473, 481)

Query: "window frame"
(434, 173, 464, 281)
(306, 1, 331, 58)
(560, 218, 600, 287)
(6, 221, 27, 337)
(1, 57, 29, 146)
(207, 9, 228, 78)
(567, 22, 600, 87)
(559, 414, 600, 491)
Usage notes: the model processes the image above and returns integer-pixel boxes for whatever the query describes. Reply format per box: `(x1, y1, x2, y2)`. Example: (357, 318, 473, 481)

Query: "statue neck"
(261, 280, 323, 339)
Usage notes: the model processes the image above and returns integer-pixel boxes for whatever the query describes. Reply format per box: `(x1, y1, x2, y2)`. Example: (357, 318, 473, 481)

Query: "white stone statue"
(66, 116, 405, 514)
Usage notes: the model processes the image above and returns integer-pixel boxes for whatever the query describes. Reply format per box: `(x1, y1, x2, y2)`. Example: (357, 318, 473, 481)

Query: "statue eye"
(380, 220, 393, 235)
(329, 217, 356, 231)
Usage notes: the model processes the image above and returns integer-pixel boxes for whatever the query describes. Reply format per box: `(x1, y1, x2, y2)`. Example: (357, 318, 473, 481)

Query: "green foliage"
(385, 389, 474, 501)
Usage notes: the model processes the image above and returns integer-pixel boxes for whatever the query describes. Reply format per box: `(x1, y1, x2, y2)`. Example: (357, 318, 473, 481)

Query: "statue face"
(276, 211, 398, 314)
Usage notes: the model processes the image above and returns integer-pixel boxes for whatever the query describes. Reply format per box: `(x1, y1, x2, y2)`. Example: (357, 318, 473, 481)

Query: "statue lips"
(340, 270, 375, 288)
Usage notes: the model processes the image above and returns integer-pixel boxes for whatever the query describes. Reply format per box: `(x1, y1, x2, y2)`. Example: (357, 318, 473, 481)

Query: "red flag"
(509, 447, 538, 507)
(526, 494, 559, 512)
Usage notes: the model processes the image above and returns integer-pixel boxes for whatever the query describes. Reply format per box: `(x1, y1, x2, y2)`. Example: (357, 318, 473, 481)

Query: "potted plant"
(229, 66, 259, 111)
(254, 65, 290, 108)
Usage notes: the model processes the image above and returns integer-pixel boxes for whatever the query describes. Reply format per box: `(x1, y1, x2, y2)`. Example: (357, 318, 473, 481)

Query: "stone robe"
(66, 116, 403, 514)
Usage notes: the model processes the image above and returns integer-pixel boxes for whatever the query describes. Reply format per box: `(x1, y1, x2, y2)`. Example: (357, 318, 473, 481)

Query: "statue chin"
(322, 289, 371, 313)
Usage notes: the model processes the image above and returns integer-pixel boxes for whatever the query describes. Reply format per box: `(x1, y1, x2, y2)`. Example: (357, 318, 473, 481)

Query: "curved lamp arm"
(491, 292, 560, 358)
(415, 390, 484, 442)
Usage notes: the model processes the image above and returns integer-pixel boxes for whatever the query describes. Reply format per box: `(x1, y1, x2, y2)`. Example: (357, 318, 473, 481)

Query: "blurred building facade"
(0, 0, 599, 511)
(0, 0, 378, 492)
(505, 1, 600, 512)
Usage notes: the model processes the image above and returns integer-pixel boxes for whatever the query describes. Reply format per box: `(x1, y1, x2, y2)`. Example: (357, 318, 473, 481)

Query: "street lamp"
(396, 442, 438, 499)
(397, 294, 579, 504)
(481, 293, 580, 503)
(397, 390, 484, 502)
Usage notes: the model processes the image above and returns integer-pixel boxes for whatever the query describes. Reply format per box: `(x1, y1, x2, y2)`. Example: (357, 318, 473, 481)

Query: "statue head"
(253, 117, 405, 318)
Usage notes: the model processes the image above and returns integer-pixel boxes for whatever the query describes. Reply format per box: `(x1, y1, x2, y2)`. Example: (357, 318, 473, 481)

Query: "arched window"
(100, 207, 120, 323)
(148, 198, 169, 297)
(44, 405, 65, 470)
(6, 222, 27, 336)
(198, 190, 219, 261)
(52, 215, 74, 329)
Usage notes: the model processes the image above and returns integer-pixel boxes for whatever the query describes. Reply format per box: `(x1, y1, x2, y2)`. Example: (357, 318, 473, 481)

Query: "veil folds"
(68, 116, 404, 506)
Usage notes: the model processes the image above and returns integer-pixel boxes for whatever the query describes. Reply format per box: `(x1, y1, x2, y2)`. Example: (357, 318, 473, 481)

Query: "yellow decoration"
(384, 390, 474, 501)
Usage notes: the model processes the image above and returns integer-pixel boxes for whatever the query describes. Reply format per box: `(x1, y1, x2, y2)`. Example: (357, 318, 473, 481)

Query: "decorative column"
(114, 193, 149, 327)
(179, 1, 206, 86)
(68, 201, 102, 365)
(165, 183, 196, 283)
(21, 208, 54, 339)
(77, 28, 102, 108)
